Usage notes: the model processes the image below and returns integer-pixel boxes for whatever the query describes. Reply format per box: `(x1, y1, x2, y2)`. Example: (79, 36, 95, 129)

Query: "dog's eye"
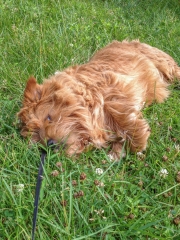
(47, 115, 52, 121)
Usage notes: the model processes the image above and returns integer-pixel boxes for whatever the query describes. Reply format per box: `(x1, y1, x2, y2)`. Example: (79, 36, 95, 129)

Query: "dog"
(18, 40, 180, 159)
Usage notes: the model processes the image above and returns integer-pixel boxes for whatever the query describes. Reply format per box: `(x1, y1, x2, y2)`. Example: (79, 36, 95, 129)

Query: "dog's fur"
(18, 40, 180, 159)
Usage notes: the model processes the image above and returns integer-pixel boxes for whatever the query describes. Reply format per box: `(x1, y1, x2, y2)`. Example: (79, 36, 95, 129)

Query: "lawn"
(0, 0, 180, 239)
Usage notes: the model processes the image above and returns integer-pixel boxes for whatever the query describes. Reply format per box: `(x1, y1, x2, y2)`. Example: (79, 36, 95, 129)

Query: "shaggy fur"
(18, 40, 180, 159)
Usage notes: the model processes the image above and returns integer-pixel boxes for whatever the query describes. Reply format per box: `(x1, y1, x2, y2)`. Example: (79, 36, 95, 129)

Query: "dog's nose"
(47, 139, 56, 147)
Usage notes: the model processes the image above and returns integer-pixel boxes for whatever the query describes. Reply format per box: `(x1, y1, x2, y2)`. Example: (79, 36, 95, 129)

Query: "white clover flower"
(98, 181, 105, 187)
(15, 184, 24, 192)
(137, 152, 143, 156)
(159, 169, 168, 178)
(175, 144, 180, 152)
(94, 209, 104, 215)
(108, 154, 114, 161)
(95, 168, 103, 175)
(137, 151, 145, 160)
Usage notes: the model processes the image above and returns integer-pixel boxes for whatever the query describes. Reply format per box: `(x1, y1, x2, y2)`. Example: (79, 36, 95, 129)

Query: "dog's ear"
(23, 77, 42, 104)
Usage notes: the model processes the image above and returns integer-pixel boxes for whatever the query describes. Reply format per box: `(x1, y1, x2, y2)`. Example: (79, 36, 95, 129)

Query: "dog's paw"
(108, 151, 126, 162)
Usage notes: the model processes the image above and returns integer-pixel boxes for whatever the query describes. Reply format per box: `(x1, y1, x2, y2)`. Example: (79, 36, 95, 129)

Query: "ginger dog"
(18, 40, 180, 159)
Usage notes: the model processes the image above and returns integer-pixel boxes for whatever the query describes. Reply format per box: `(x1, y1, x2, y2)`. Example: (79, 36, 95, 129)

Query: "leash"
(32, 149, 47, 240)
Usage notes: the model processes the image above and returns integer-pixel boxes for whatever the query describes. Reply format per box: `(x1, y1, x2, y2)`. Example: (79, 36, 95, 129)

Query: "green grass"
(1, 0, 180, 239)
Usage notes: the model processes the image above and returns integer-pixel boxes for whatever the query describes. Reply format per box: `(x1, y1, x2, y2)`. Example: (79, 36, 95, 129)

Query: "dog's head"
(18, 76, 97, 155)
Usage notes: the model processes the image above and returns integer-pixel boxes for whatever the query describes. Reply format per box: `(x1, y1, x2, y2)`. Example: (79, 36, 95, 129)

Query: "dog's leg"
(105, 100, 151, 160)
(126, 118, 151, 153)
(113, 118, 150, 160)
(108, 118, 150, 160)
(134, 41, 180, 82)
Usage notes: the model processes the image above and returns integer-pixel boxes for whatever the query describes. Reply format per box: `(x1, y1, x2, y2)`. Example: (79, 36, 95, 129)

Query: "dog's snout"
(47, 139, 66, 151)
(47, 139, 56, 147)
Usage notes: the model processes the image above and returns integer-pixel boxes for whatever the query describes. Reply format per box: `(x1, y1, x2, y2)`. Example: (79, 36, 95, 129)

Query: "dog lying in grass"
(18, 40, 180, 159)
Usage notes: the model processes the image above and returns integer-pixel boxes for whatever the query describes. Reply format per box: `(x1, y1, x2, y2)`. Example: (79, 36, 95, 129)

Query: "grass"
(0, 0, 180, 239)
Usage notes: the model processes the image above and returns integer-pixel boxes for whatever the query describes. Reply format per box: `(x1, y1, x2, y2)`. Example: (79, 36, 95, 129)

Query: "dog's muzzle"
(47, 139, 56, 147)
(47, 139, 66, 151)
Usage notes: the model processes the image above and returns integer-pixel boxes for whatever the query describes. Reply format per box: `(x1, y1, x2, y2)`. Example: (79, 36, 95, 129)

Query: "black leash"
(32, 149, 47, 240)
